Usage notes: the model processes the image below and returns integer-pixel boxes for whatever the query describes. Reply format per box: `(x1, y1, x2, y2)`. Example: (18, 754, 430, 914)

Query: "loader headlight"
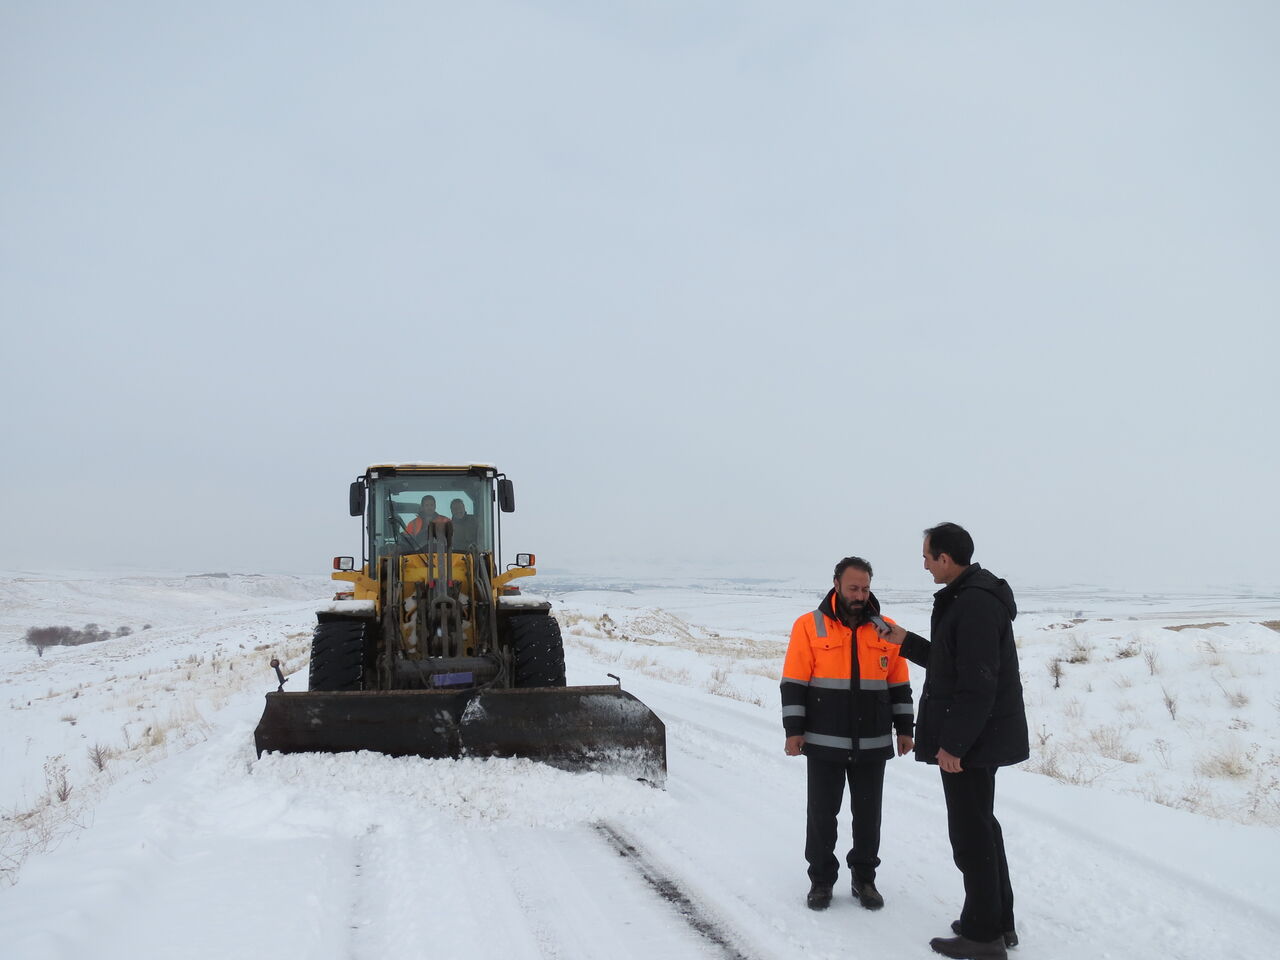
(514, 553, 535, 568)
(333, 556, 355, 571)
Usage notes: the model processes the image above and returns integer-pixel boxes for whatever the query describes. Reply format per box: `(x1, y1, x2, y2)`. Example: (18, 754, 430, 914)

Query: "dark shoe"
(952, 921, 1018, 948)
(806, 882, 833, 910)
(930, 934, 1008, 959)
(851, 877, 884, 910)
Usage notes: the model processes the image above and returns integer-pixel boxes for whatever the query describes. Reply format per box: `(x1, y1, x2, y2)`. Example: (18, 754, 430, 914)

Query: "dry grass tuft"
(1064, 637, 1093, 664)
(1090, 725, 1139, 763)
(1115, 640, 1142, 659)
(1196, 748, 1250, 780)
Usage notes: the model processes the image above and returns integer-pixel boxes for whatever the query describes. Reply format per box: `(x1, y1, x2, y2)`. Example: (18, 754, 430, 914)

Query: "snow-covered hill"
(2, 572, 1278, 960)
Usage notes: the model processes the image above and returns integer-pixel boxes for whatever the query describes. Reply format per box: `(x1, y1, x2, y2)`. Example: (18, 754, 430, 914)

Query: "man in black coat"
(884, 523, 1028, 960)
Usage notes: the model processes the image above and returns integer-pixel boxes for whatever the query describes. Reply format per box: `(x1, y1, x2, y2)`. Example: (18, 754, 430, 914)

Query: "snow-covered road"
(2, 575, 1279, 960)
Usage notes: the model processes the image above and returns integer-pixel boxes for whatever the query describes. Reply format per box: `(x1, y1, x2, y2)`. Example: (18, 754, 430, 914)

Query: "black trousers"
(941, 766, 1015, 942)
(805, 754, 886, 885)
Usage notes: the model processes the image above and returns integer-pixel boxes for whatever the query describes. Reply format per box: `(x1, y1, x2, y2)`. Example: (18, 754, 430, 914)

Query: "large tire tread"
(308, 619, 373, 691)
(508, 613, 567, 688)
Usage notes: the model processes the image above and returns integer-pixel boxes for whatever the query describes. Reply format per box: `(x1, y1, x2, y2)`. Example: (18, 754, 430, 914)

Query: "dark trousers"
(805, 754, 885, 885)
(941, 767, 1015, 942)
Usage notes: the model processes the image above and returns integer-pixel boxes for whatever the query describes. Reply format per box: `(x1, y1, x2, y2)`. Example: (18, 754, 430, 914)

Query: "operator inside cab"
(406, 496, 447, 538)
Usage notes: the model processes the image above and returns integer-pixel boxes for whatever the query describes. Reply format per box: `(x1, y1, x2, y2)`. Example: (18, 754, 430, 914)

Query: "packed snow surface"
(2, 570, 1278, 959)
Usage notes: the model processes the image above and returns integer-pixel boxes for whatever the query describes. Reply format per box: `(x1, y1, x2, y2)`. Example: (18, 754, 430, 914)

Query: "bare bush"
(88, 743, 111, 772)
(1162, 687, 1178, 720)
(1027, 749, 1105, 785)
(1196, 745, 1250, 780)
(43, 757, 71, 803)
(1027, 749, 1064, 781)
(1153, 738, 1172, 770)
(1143, 648, 1160, 676)
(1199, 640, 1224, 668)
(1115, 640, 1142, 659)
(1213, 677, 1249, 709)
(1090, 725, 1139, 763)
(1049, 658, 1064, 689)
(1064, 637, 1092, 664)
(25, 623, 119, 653)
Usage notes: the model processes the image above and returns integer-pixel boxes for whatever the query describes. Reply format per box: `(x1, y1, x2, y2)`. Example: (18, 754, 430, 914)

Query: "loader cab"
(353, 465, 505, 575)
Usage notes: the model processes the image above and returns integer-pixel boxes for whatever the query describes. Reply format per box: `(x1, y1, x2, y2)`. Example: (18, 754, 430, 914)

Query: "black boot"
(952, 920, 1018, 948)
(929, 933, 1008, 959)
(807, 882, 833, 910)
(851, 877, 884, 910)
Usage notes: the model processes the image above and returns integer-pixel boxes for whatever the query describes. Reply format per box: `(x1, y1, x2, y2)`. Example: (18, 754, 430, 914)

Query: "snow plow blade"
(253, 685, 667, 785)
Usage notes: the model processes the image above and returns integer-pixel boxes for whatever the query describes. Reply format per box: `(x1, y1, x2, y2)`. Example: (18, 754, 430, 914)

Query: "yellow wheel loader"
(253, 463, 666, 784)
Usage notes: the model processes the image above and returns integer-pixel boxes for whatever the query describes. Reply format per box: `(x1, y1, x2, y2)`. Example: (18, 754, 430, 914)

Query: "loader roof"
(365, 462, 497, 473)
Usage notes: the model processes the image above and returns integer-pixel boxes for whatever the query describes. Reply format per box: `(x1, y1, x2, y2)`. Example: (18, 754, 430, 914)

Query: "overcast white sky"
(3, 1, 1277, 592)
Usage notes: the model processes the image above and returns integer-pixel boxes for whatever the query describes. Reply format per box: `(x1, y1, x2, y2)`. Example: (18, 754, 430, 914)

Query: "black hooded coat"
(899, 564, 1029, 768)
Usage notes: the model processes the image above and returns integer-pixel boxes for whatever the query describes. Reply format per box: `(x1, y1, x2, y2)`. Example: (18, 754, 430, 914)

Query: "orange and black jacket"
(406, 514, 443, 536)
(781, 589, 914, 763)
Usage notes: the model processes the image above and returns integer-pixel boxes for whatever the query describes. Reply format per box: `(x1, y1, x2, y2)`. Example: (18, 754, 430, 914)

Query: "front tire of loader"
(509, 613, 567, 688)
(308, 618, 374, 691)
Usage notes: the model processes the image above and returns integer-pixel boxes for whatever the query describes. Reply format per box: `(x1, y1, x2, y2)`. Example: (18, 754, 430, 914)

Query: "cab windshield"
(368, 474, 493, 566)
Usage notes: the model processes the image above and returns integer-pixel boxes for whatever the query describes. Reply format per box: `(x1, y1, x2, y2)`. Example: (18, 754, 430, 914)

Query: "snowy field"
(2, 570, 1279, 960)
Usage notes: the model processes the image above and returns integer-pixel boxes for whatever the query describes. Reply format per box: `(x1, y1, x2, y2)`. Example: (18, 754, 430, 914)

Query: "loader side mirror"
(497, 478, 515, 513)
(349, 481, 365, 517)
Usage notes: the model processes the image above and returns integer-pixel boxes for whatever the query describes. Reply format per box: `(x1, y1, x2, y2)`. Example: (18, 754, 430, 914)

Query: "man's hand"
(937, 747, 964, 773)
(785, 735, 805, 757)
(896, 734, 914, 757)
(884, 622, 907, 645)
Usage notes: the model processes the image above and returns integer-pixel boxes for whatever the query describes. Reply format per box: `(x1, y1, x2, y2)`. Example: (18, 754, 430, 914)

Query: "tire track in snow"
(497, 823, 724, 960)
(593, 822, 757, 960)
(345, 824, 378, 960)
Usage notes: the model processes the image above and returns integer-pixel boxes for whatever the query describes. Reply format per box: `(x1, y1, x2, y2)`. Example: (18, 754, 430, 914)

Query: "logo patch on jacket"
(879, 655, 888, 670)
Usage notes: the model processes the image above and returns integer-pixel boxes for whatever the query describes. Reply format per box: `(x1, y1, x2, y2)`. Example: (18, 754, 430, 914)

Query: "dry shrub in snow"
(1064, 637, 1093, 664)
(1214, 678, 1249, 709)
(88, 743, 112, 772)
(1027, 748, 1105, 786)
(43, 756, 71, 803)
(1090, 724, 1139, 764)
(25, 623, 125, 654)
(1115, 639, 1142, 659)
(1195, 743, 1251, 781)
(701, 664, 763, 706)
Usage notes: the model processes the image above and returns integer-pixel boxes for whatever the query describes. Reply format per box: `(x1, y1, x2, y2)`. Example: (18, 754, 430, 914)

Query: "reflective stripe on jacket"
(780, 588, 913, 763)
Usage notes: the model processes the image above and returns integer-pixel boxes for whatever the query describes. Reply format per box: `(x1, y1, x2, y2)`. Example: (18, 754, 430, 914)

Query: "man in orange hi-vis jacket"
(782, 556, 914, 912)
(405, 496, 445, 538)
